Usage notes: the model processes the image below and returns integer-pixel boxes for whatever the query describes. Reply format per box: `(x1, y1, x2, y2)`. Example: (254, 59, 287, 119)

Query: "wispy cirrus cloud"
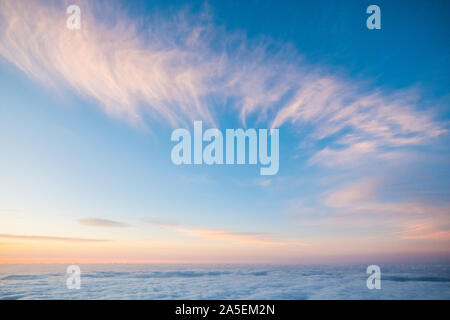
(317, 178, 450, 245)
(0, 233, 109, 242)
(176, 227, 309, 247)
(0, 0, 445, 167)
(78, 218, 129, 228)
(271, 79, 447, 167)
(324, 178, 449, 216)
(324, 179, 379, 208)
(397, 221, 450, 241)
(0, 0, 219, 127)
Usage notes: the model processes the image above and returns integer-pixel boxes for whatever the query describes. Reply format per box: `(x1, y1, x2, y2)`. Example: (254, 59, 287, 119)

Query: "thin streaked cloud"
(142, 218, 180, 228)
(78, 218, 130, 228)
(176, 227, 310, 247)
(397, 221, 450, 241)
(0, 233, 110, 242)
(144, 217, 309, 247)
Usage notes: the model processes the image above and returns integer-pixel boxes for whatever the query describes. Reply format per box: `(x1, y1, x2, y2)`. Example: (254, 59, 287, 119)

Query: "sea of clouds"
(1, 264, 449, 299)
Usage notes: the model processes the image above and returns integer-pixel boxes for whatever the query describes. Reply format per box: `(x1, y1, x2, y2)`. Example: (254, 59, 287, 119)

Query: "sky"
(0, 0, 449, 264)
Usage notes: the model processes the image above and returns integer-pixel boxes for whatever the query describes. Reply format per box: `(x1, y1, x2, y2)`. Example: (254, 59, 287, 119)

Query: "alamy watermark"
(65, 4, 380, 31)
(366, 265, 381, 290)
(366, 5, 381, 30)
(171, 121, 279, 175)
(66, 265, 81, 289)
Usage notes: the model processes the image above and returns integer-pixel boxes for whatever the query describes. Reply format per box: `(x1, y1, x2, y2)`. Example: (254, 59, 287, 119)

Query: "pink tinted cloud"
(398, 221, 450, 240)
(0, 233, 109, 242)
(0, 0, 444, 165)
(78, 218, 129, 228)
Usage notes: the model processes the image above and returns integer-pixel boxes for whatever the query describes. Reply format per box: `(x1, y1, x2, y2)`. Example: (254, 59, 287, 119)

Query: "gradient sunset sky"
(0, 0, 449, 264)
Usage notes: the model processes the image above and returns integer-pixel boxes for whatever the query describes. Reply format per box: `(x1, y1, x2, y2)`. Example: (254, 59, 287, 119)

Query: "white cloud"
(0, 0, 445, 165)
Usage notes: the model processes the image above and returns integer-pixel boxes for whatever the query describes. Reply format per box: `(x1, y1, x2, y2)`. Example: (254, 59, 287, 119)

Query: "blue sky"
(0, 0, 449, 263)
